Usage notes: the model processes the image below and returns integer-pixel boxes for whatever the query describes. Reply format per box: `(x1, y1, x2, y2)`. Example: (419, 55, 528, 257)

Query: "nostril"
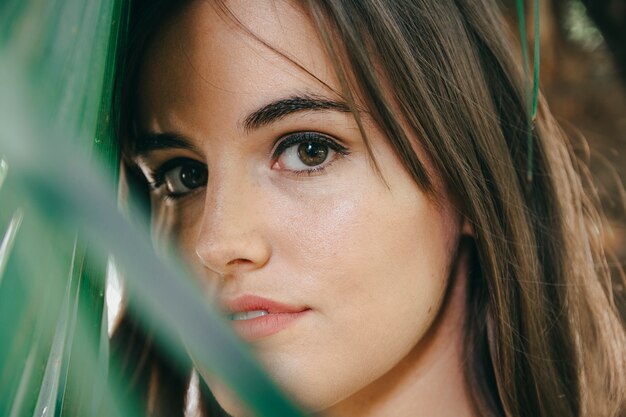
(226, 258, 253, 267)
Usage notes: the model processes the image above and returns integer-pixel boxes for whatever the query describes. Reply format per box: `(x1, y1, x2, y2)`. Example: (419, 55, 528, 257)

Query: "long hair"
(114, 1, 626, 416)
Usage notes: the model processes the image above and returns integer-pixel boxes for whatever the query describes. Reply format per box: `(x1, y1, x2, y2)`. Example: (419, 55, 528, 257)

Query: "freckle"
(428, 306, 432, 313)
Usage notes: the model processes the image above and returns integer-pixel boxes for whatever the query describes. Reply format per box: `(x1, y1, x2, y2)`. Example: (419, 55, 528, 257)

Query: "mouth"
(222, 294, 311, 341)
(229, 310, 270, 321)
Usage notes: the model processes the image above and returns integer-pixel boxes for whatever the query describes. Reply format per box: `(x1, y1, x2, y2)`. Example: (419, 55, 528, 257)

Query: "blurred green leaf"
(0, 159, 7, 189)
(0, 210, 23, 282)
(0, 0, 306, 416)
(32, 252, 76, 417)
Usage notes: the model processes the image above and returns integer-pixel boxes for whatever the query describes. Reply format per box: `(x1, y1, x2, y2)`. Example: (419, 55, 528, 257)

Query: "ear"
(461, 217, 475, 238)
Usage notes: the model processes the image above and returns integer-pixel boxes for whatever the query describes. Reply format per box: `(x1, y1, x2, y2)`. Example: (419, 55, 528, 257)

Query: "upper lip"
(221, 294, 308, 314)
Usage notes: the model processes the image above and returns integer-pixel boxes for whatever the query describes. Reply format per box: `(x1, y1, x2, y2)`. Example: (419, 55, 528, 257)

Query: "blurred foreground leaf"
(0, 0, 305, 416)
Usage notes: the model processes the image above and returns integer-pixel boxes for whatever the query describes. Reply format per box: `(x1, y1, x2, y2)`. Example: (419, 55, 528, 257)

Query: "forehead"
(137, 0, 343, 133)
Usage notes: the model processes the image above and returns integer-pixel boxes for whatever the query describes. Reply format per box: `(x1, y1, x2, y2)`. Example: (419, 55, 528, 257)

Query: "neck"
(321, 241, 477, 417)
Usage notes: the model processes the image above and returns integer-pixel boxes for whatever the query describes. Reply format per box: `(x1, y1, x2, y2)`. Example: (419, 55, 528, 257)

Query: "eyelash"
(271, 131, 350, 175)
(145, 132, 350, 200)
(147, 157, 193, 189)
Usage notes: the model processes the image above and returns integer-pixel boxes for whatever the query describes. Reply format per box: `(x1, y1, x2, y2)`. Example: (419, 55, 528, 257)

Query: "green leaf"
(0, 0, 306, 415)
(32, 251, 76, 417)
(516, 0, 541, 184)
(0, 159, 8, 190)
(0, 210, 23, 283)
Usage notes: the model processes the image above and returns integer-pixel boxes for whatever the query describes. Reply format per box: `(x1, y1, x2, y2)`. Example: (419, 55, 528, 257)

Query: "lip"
(222, 294, 311, 341)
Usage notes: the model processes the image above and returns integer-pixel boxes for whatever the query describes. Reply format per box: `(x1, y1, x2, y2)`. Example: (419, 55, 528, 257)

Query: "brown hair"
(114, 1, 626, 416)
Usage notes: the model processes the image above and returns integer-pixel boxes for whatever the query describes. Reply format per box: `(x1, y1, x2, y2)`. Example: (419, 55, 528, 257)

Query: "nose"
(194, 175, 272, 277)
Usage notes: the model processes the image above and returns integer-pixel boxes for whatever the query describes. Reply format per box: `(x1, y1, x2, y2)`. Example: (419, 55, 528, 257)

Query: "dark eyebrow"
(132, 95, 351, 156)
(133, 132, 199, 155)
(242, 94, 351, 132)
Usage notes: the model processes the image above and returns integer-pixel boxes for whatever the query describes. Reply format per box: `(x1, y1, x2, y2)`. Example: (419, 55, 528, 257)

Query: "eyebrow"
(242, 94, 350, 132)
(133, 94, 352, 155)
(133, 132, 199, 155)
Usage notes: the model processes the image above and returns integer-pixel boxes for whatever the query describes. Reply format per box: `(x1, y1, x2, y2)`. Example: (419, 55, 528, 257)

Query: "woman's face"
(135, 0, 465, 414)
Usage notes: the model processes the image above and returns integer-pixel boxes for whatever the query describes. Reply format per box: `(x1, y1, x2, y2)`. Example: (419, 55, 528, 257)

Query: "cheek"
(150, 196, 217, 291)
(254, 173, 460, 410)
(274, 169, 455, 316)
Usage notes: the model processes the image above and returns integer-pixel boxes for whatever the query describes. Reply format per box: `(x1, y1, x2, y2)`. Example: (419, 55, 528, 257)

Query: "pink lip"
(222, 295, 311, 341)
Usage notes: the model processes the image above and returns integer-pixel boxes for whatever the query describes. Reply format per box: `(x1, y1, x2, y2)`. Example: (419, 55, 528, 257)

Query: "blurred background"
(502, 0, 626, 265)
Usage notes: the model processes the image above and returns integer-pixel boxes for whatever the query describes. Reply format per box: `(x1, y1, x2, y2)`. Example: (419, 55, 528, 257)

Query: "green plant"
(0, 1, 304, 415)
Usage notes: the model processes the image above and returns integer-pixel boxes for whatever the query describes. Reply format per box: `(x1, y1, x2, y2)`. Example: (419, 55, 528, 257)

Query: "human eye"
(271, 131, 349, 174)
(147, 157, 207, 199)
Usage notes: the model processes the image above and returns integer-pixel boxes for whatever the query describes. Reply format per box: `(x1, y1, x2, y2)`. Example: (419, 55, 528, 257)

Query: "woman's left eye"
(272, 132, 349, 173)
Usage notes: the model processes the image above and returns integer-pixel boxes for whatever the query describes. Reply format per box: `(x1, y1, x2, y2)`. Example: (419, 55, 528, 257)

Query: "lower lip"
(229, 310, 311, 341)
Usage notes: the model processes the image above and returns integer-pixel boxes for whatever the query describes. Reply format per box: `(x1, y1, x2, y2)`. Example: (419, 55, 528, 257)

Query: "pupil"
(180, 163, 207, 189)
(297, 142, 328, 166)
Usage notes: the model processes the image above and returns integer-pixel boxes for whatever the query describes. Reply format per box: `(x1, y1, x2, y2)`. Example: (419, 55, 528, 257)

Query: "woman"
(114, 0, 626, 416)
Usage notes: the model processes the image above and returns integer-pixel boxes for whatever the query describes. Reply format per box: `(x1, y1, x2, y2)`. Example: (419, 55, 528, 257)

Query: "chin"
(207, 366, 341, 417)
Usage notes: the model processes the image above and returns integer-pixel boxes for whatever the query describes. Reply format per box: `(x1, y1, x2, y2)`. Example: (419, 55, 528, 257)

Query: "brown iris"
(297, 142, 329, 166)
(179, 162, 208, 189)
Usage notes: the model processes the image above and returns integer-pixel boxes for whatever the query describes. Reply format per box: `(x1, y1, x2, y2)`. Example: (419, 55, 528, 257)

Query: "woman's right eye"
(150, 158, 208, 199)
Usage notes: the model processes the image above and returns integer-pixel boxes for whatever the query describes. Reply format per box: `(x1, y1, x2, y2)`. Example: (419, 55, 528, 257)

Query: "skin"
(134, 1, 476, 416)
